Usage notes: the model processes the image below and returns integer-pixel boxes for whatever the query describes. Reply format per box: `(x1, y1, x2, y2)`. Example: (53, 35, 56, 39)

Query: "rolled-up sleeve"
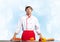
(15, 18, 23, 34)
(35, 18, 41, 35)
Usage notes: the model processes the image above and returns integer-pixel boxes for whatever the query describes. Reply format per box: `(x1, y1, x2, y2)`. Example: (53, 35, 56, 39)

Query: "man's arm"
(38, 33, 42, 38)
(35, 18, 43, 38)
(11, 18, 23, 40)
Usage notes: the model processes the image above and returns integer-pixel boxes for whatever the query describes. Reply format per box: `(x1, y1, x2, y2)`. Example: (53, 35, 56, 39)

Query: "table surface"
(0, 40, 60, 42)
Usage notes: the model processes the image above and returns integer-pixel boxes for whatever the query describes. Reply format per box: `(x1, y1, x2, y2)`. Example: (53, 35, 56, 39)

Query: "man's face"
(26, 8, 32, 15)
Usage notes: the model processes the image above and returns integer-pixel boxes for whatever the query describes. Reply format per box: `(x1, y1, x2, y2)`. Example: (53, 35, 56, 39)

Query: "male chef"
(12, 6, 42, 41)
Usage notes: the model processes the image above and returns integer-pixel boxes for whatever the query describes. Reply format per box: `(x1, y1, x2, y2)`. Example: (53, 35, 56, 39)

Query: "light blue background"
(0, 0, 60, 41)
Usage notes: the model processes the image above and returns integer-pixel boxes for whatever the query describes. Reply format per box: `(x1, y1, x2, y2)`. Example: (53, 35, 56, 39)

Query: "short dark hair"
(25, 6, 33, 11)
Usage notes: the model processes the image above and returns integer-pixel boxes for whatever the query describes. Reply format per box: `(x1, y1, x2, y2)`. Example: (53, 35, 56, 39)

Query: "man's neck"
(26, 14, 31, 18)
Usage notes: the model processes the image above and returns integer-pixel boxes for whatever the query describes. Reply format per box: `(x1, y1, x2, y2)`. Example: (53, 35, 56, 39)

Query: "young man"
(12, 6, 42, 41)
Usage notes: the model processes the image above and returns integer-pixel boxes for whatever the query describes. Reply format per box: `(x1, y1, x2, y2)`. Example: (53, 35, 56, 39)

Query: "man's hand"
(11, 32, 17, 41)
(38, 33, 43, 41)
